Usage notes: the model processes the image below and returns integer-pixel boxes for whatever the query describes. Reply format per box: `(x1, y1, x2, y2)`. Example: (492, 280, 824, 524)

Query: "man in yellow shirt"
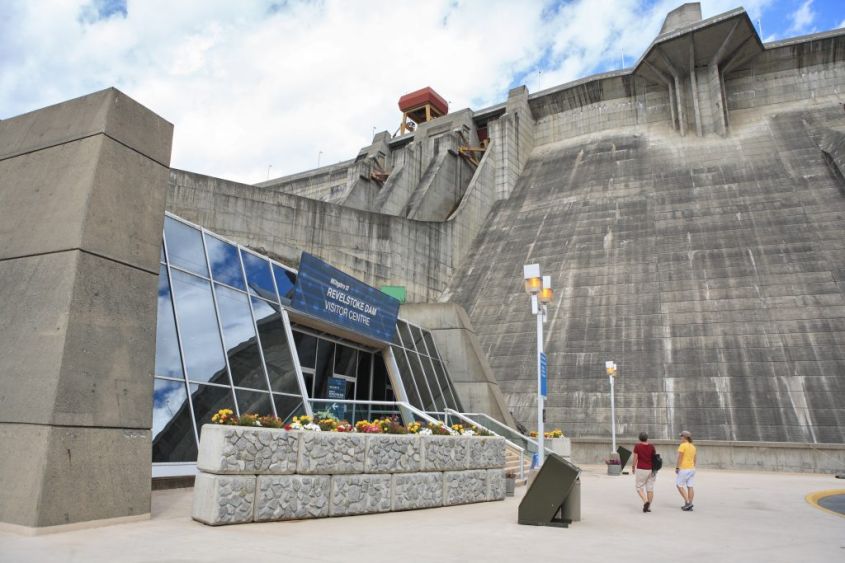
(675, 430, 697, 511)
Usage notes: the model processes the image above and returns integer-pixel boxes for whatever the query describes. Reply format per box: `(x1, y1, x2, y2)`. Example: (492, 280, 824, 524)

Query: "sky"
(1, 1, 842, 184)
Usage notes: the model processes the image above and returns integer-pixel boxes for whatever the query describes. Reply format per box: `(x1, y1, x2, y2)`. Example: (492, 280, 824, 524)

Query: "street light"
(523, 264, 553, 467)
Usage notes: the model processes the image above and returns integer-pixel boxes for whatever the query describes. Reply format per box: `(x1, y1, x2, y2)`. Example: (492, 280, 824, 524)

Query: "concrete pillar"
(492, 85, 536, 200)
(0, 88, 173, 532)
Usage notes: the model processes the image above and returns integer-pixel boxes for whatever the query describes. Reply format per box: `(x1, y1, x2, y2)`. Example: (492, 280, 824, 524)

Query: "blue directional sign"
(540, 352, 548, 398)
(291, 252, 400, 343)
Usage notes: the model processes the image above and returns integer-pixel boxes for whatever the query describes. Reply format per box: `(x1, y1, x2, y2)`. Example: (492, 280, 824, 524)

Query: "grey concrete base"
(486, 469, 506, 501)
(391, 472, 444, 511)
(422, 436, 470, 471)
(254, 475, 330, 522)
(364, 434, 421, 473)
(0, 424, 151, 528)
(444, 469, 488, 505)
(298, 433, 366, 474)
(571, 438, 845, 474)
(192, 473, 256, 526)
(330, 474, 392, 516)
(196, 425, 299, 475)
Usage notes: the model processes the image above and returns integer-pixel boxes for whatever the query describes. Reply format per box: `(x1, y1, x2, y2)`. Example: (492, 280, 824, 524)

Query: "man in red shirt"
(631, 432, 657, 512)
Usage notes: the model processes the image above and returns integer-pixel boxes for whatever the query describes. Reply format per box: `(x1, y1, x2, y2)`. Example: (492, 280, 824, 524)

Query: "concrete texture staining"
(163, 6, 845, 444)
(0, 88, 173, 529)
(449, 72, 845, 440)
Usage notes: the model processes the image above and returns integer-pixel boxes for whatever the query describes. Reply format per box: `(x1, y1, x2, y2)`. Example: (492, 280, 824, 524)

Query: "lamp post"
(523, 264, 553, 467)
(606, 361, 617, 453)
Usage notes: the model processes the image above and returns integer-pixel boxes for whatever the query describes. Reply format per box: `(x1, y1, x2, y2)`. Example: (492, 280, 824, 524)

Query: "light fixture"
(539, 276, 553, 304)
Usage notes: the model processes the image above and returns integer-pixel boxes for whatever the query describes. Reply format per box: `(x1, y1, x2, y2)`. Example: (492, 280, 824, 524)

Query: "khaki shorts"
(635, 469, 656, 492)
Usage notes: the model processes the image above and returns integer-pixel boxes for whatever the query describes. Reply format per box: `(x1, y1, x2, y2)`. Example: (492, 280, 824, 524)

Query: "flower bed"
(192, 413, 506, 526)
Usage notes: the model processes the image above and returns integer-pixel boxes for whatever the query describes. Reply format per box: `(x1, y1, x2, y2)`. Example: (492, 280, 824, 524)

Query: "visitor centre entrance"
(152, 213, 463, 476)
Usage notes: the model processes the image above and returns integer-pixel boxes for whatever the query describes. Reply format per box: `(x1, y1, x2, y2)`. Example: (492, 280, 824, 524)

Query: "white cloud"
(788, 0, 816, 34)
(0, 0, 779, 184)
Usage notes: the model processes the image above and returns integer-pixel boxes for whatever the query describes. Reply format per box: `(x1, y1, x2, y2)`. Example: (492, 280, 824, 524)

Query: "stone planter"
(469, 436, 507, 468)
(192, 425, 507, 526)
(197, 424, 299, 475)
(422, 435, 470, 471)
(364, 434, 422, 473)
(298, 431, 366, 474)
(546, 437, 571, 458)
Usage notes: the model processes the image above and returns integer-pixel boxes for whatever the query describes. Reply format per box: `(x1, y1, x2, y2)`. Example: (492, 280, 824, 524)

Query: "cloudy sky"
(1, 0, 842, 184)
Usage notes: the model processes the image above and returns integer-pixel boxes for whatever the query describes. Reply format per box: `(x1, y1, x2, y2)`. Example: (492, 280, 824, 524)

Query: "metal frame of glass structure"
(153, 213, 462, 473)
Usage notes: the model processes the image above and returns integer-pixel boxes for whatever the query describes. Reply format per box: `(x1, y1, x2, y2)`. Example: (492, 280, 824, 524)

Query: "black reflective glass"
(273, 394, 305, 422)
(293, 331, 318, 369)
(333, 345, 357, 378)
(216, 286, 268, 390)
(152, 378, 197, 462)
(273, 264, 296, 303)
(236, 388, 274, 416)
(190, 383, 236, 440)
(205, 234, 246, 290)
(312, 339, 334, 399)
(372, 353, 393, 403)
(406, 349, 437, 411)
(155, 265, 183, 378)
(392, 346, 422, 409)
(241, 251, 276, 301)
(164, 216, 208, 277)
(355, 353, 371, 401)
(170, 270, 227, 384)
(252, 297, 300, 395)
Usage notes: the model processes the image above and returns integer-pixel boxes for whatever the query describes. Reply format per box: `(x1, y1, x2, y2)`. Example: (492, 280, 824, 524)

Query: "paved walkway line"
(804, 488, 845, 519)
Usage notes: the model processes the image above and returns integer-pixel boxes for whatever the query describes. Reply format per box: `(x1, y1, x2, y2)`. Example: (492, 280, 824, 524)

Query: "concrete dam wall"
(447, 103, 845, 443)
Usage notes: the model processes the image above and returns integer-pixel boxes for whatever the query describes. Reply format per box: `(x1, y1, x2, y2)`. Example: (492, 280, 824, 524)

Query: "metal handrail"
(445, 410, 555, 457)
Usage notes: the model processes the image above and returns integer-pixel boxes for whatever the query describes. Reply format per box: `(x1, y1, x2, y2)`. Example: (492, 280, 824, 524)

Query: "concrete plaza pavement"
(0, 465, 842, 562)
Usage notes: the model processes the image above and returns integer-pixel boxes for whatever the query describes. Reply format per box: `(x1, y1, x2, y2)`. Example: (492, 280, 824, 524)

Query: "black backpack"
(651, 450, 663, 472)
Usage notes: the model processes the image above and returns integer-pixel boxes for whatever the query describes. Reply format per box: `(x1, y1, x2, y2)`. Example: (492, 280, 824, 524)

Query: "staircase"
(505, 446, 533, 485)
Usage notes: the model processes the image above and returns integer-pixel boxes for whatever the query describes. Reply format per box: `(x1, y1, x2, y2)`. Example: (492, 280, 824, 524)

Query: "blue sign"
(326, 377, 347, 419)
(291, 252, 400, 343)
(540, 352, 547, 398)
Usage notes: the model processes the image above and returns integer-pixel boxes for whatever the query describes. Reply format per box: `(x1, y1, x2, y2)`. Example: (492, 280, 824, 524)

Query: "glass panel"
(433, 359, 462, 411)
(422, 331, 438, 359)
(236, 388, 274, 416)
(205, 234, 246, 290)
(160, 242, 166, 264)
(391, 321, 402, 345)
(293, 331, 318, 369)
(410, 325, 427, 352)
(252, 297, 300, 395)
(190, 383, 236, 440)
(355, 353, 371, 401)
(406, 349, 437, 411)
(424, 353, 449, 412)
(273, 264, 296, 303)
(392, 346, 422, 409)
(312, 339, 334, 399)
(333, 345, 357, 378)
(152, 378, 197, 462)
(273, 394, 305, 422)
(241, 251, 276, 301)
(155, 265, 183, 378)
(171, 270, 228, 384)
(216, 285, 267, 390)
(371, 353, 395, 417)
(397, 321, 413, 350)
(164, 216, 208, 277)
